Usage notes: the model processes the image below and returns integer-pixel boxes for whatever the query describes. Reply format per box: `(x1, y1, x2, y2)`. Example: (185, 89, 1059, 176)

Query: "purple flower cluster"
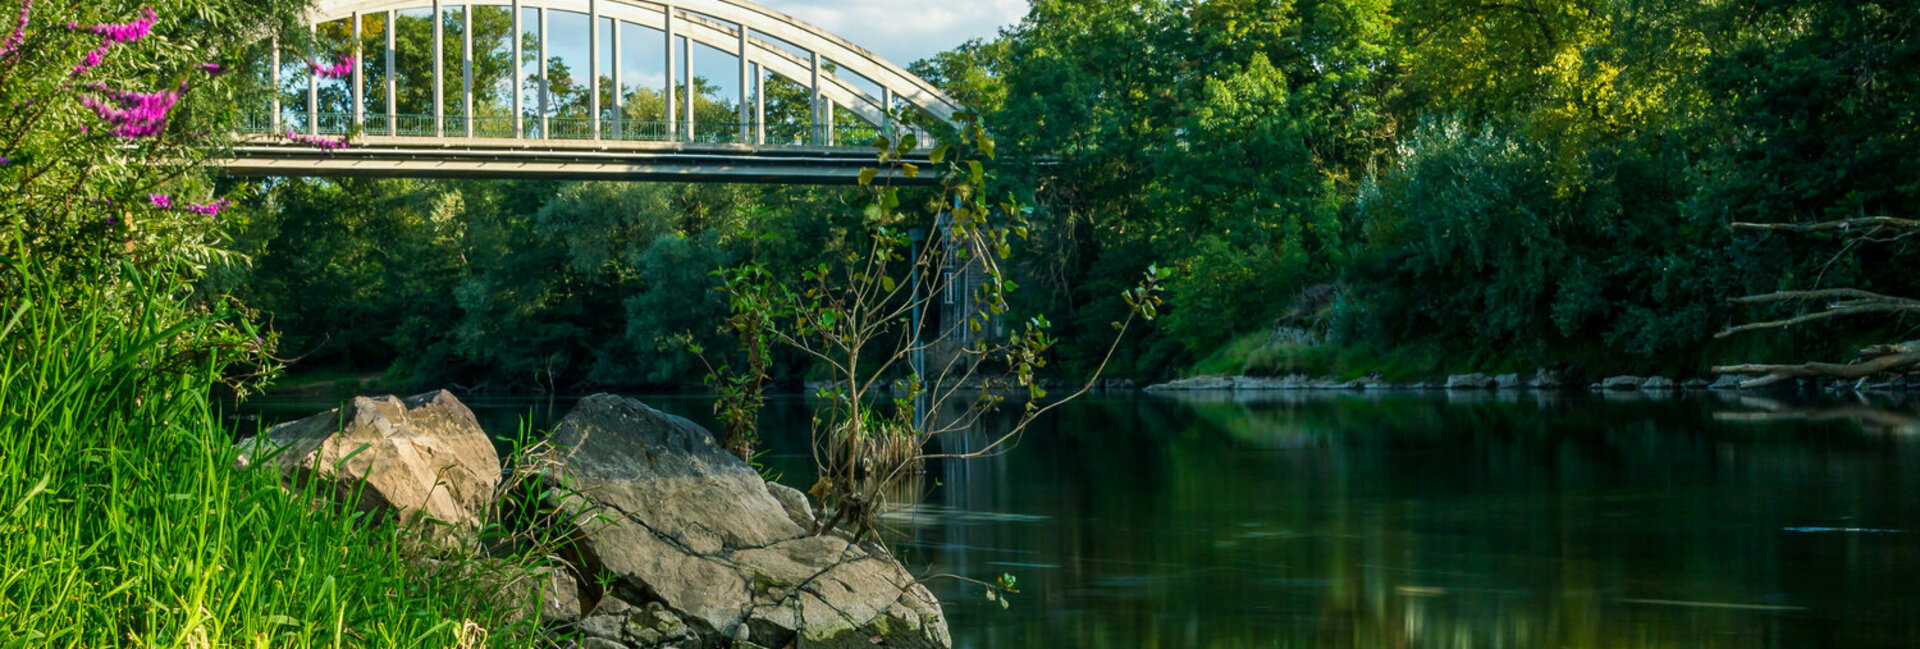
(80, 84, 178, 138)
(71, 43, 107, 77)
(69, 7, 154, 44)
(0, 156, 12, 167)
(284, 131, 350, 151)
(199, 62, 225, 75)
(147, 194, 231, 216)
(1, 0, 30, 56)
(308, 55, 355, 79)
(184, 199, 230, 216)
(64, 7, 157, 76)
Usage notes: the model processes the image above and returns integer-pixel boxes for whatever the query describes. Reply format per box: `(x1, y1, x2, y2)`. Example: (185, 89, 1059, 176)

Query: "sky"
(755, 0, 1028, 66)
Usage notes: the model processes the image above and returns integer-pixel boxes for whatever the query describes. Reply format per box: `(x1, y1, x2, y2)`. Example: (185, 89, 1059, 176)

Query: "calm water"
(239, 391, 1920, 648)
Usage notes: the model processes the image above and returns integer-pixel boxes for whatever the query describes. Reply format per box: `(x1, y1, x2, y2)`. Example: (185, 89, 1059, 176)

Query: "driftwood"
(1714, 216, 1920, 386)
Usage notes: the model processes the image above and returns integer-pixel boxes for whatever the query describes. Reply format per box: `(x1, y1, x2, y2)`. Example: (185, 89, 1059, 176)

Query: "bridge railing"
(240, 111, 933, 150)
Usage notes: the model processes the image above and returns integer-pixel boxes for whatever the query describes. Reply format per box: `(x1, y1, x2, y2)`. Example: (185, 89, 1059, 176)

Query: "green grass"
(0, 266, 546, 648)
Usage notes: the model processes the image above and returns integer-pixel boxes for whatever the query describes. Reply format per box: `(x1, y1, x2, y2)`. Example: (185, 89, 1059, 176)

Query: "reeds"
(0, 263, 543, 647)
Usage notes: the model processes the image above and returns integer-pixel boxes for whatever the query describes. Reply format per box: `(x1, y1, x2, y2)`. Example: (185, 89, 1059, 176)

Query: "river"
(239, 390, 1920, 648)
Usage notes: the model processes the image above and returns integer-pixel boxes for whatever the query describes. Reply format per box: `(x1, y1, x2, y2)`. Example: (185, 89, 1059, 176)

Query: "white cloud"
(755, 0, 1026, 66)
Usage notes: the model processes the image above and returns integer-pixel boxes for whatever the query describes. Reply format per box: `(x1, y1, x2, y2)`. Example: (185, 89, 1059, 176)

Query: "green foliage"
(0, 263, 550, 647)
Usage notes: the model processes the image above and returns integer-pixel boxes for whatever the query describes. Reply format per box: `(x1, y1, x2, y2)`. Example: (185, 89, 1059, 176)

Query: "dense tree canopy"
(236, 0, 1920, 387)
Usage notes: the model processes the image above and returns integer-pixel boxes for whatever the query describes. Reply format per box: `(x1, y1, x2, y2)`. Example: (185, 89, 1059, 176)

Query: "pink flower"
(184, 199, 230, 216)
(149, 193, 172, 208)
(199, 62, 225, 75)
(80, 84, 178, 138)
(284, 131, 350, 151)
(1, 0, 31, 56)
(70, 44, 107, 77)
(308, 55, 354, 79)
(70, 7, 155, 44)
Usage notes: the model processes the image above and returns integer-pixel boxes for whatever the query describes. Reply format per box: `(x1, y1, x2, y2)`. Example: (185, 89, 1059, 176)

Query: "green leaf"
(931, 144, 950, 164)
(858, 168, 879, 186)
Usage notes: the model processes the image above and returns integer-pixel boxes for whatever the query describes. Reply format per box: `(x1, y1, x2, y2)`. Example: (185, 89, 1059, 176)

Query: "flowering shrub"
(1, 0, 29, 56)
(285, 130, 350, 150)
(308, 53, 352, 79)
(0, 0, 283, 284)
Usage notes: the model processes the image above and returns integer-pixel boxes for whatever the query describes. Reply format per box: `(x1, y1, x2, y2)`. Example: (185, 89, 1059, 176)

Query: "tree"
(717, 122, 1162, 545)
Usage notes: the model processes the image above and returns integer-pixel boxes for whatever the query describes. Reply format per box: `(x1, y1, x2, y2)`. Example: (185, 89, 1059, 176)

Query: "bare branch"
(1730, 289, 1919, 305)
(1732, 216, 1920, 234)
(1712, 351, 1920, 389)
(1715, 303, 1920, 339)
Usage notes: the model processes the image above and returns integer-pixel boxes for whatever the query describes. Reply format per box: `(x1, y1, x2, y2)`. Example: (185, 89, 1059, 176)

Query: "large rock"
(1445, 374, 1496, 390)
(1599, 376, 1647, 391)
(537, 395, 949, 649)
(239, 391, 500, 529)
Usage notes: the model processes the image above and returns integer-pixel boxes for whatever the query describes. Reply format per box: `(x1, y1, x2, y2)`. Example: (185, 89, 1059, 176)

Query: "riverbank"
(1147, 371, 1920, 394)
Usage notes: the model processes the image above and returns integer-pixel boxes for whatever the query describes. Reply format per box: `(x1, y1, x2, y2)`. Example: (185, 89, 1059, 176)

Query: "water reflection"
(906, 392, 1920, 649)
(238, 391, 1920, 648)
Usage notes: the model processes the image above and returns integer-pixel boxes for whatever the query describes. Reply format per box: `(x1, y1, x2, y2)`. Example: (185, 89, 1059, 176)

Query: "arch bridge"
(222, 0, 963, 183)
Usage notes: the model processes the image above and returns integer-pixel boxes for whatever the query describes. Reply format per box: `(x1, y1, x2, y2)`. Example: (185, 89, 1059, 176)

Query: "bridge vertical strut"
(664, 4, 676, 141)
(462, 4, 474, 138)
(307, 23, 318, 136)
(589, 0, 600, 140)
(753, 63, 764, 145)
(538, 7, 548, 137)
(809, 51, 820, 146)
(611, 16, 622, 139)
(683, 37, 694, 141)
(432, 0, 444, 137)
(512, 0, 522, 139)
(269, 37, 280, 134)
(737, 25, 749, 144)
(385, 10, 396, 136)
(352, 13, 363, 130)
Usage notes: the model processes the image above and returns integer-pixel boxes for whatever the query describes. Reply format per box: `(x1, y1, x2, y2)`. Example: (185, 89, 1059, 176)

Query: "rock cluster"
(241, 392, 950, 649)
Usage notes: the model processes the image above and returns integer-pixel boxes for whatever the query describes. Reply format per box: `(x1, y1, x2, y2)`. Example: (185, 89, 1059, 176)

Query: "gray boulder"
(1445, 374, 1496, 390)
(1494, 374, 1525, 390)
(239, 390, 500, 529)
(1599, 376, 1646, 391)
(536, 395, 949, 649)
(1529, 369, 1564, 389)
(1640, 377, 1677, 392)
(767, 481, 818, 532)
(1710, 374, 1750, 390)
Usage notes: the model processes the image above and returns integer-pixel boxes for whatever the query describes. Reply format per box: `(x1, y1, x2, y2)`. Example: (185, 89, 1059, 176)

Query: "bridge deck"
(220, 136, 932, 184)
